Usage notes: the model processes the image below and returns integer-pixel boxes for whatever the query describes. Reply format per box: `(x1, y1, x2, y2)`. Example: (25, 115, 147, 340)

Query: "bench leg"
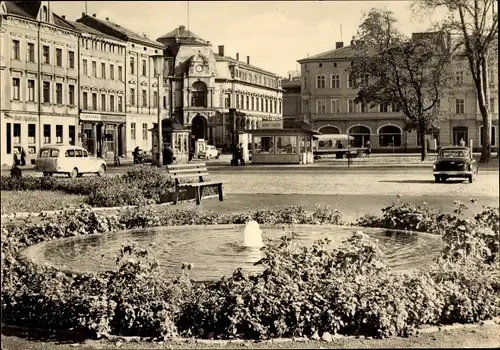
(173, 189, 179, 205)
(195, 187, 201, 205)
(218, 184, 223, 201)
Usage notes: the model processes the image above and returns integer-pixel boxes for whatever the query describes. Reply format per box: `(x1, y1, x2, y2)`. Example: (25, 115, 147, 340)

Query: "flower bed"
(0, 167, 217, 208)
(1, 203, 499, 341)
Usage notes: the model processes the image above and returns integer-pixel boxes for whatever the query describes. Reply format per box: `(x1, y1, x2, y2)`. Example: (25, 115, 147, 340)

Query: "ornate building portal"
(191, 114, 207, 141)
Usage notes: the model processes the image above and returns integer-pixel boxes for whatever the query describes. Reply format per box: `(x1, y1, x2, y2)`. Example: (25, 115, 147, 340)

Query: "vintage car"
(433, 146, 478, 183)
(35, 145, 107, 179)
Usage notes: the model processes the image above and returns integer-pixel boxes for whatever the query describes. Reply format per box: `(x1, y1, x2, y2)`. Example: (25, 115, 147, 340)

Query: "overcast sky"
(49, 1, 446, 77)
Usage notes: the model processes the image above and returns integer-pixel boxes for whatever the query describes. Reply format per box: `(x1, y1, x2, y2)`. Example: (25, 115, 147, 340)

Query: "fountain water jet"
(243, 221, 264, 248)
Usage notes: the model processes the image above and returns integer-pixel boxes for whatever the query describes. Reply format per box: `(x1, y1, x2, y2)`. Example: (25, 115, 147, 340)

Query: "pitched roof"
(78, 14, 163, 48)
(4, 1, 34, 17)
(297, 46, 355, 63)
(214, 53, 278, 77)
(158, 25, 206, 42)
(68, 20, 122, 41)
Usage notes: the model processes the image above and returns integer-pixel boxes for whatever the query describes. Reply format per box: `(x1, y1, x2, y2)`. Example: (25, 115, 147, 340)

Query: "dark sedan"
(433, 146, 478, 183)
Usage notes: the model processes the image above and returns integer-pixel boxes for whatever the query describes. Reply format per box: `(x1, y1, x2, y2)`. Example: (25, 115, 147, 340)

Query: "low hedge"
(1, 203, 499, 341)
(0, 167, 216, 207)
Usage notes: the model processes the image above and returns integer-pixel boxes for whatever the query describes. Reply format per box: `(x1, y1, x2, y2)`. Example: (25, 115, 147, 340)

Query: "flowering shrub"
(1, 203, 499, 340)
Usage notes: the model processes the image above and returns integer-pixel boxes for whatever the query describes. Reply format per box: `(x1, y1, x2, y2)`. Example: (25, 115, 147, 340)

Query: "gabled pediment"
(0, 1, 7, 15)
(37, 1, 54, 24)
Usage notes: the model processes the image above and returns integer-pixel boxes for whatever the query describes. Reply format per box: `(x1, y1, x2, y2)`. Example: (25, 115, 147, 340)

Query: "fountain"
(20, 224, 442, 282)
(243, 221, 264, 248)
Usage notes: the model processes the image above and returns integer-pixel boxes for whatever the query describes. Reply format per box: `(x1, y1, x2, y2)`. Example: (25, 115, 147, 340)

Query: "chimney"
(106, 17, 109, 21)
(81, 12, 85, 17)
(288, 73, 292, 80)
(218, 45, 224, 56)
(179, 25, 185, 30)
(246, 56, 250, 64)
(335, 41, 344, 49)
(61, 15, 66, 20)
(92, 13, 96, 17)
(236, 53, 239, 61)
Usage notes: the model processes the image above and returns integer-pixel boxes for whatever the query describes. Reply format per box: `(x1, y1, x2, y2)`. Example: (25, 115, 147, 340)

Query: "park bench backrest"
(166, 163, 209, 185)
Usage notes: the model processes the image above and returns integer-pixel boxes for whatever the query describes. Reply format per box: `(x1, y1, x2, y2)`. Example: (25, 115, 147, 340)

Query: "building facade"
(157, 26, 283, 151)
(281, 76, 301, 128)
(76, 14, 167, 159)
(297, 40, 498, 152)
(1, 1, 80, 166)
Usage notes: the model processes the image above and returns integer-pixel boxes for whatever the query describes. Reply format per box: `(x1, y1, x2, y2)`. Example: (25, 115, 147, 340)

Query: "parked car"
(205, 145, 220, 159)
(433, 146, 478, 183)
(35, 145, 107, 179)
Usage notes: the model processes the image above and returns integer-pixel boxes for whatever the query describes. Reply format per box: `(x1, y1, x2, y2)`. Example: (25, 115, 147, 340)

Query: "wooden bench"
(166, 163, 223, 205)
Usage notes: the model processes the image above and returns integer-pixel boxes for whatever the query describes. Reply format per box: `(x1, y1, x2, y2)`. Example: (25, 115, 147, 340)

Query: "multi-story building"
(0, 1, 80, 166)
(298, 39, 498, 152)
(157, 26, 283, 151)
(67, 19, 127, 160)
(281, 75, 301, 128)
(76, 13, 167, 158)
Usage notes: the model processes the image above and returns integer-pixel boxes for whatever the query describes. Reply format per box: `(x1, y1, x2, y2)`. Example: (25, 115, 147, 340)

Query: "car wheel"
(468, 174, 474, 183)
(434, 175, 441, 183)
(216, 155, 220, 159)
(69, 168, 78, 179)
(440, 176, 447, 183)
(97, 164, 106, 177)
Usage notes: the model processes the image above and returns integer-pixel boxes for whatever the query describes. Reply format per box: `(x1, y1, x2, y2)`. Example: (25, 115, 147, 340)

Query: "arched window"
(378, 125, 402, 147)
(42, 6, 48, 21)
(348, 125, 371, 147)
(319, 126, 341, 134)
(191, 81, 207, 108)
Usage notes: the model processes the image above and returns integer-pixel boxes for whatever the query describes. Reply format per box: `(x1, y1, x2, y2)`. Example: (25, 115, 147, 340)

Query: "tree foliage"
(414, 0, 498, 163)
(349, 9, 453, 161)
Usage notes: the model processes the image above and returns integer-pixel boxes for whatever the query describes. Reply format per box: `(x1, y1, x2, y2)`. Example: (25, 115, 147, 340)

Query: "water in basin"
(23, 224, 441, 281)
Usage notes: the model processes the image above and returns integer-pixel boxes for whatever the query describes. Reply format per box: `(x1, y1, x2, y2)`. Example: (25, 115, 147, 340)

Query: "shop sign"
(80, 114, 101, 121)
(5, 114, 38, 122)
(260, 120, 283, 129)
(102, 115, 126, 123)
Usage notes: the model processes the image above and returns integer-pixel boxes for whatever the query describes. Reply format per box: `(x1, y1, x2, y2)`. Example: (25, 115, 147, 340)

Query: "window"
(142, 60, 147, 76)
(378, 125, 402, 147)
(56, 125, 63, 143)
(348, 99, 357, 113)
(27, 80, 35, 101)
(56, 83, 63, 104)
(82, 92, 88, 110)
(142, 123, 148, 140)
(224, 93, 231, 108)
(330, 99, 341, 114)
(12, 40, 20, 60)
(380, 103, 388, 113)
(83, 59, 88, 75)
(13, 123, 21, 143)
(247, 96, 250, 111)
(75, 149, 82, 157)
(253, 136, 275, 154)
(276, 136, 297, 154)
(28, 124, 36, 144)
(455, 98, 465, 114)
(101, 94, 106, 111)
(110, 64, 114, 80)
(92, 93, 97, 110)
(130, 57, 135, 74)
(68, 51, 75, 69)
(110, 95, 115, 112)
(153, 91, 158, 108)
(163, 96, 167, 109)
(316, 99, 326, 114)
(490, 98, 497, 114)
(101, 62, 106, 79)
(302, 100, 310, 113)
(331, 74, 340, 88)
(251, 96, 255, 110)
(68, 85, 75, 105)
(142, 90, 147, 107)
(43, 81, 50, 103)
(236, 94, 240, 108)
(56, 48, 62, 67)
(479, 126, 497, 146)
(274, 100, 277, 114)
(130, 88, 135, 106)
(316, 74, 326, 89)
(131, 122, 136, 140)
(42, 45, 50, 64)
(455, 71, 464, 85)
(118, 96, 123, 112)
(92, 61, 97, 77)
(69, 125, 75, 145)
(118, 66, 123, 81)
(43, 124, 51, 144)
(27, 43, 35, 62)
(391, 102, 400, 112)
(12, 78, 20, 100)
(279, 100, 282, 114)
(360, 102, 368, 113)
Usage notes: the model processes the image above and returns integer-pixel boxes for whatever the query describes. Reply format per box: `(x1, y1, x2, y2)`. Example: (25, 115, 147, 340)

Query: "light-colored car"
(205, 145, 220, 159)
(35, 145, 107, 179)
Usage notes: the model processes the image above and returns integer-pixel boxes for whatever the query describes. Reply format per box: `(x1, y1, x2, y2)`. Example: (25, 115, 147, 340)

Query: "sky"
(49, 1, 447, 77)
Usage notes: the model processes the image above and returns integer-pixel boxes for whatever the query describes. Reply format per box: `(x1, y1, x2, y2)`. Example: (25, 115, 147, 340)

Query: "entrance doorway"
(453, 127, 468, 146)
(348, 125, 371, 148)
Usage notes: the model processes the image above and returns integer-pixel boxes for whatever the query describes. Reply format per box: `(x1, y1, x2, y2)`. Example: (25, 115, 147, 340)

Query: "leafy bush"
(1, 203, 499, 341)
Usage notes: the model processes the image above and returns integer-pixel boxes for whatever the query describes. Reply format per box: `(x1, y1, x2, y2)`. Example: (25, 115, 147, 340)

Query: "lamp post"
(152, 54, 164, 167)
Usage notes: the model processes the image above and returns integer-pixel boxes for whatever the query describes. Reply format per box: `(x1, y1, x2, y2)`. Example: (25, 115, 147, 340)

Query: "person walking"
(365, 140, 372, 156)
(239, 143, 247, 166)
(165, 144, 174, 165)
(20, 146, 26, 166)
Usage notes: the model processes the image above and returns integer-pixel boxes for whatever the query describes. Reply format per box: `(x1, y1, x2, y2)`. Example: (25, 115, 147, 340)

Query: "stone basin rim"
(19, 224, 439, 279)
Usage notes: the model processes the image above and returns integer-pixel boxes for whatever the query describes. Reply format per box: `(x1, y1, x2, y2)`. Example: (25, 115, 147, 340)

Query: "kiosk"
(150, 118, 191, 165)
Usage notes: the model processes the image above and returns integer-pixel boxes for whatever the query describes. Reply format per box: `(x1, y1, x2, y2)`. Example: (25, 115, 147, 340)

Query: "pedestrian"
(365, 140, 372, 156)
(10, 162, 22, 179)
(165, 144, 174, 165)
(133, 146, 140, 163)
(189, 146, 194, 162)
(13, 150, 20, 166)
(459, 138, 466, 147)
(20, 146, 26, 166)
(239, 143, 247, 166)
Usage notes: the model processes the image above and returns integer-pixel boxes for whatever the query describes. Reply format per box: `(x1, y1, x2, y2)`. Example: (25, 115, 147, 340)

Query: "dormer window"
(42, 6, 48, 22)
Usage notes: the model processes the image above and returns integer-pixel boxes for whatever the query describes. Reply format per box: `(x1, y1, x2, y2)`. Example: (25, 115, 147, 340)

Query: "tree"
(414, 0, 498, 163)
(349, 9, 453, 161)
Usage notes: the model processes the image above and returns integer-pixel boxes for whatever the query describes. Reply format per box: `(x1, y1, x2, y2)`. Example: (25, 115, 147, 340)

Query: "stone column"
(92, 123, 98, 157)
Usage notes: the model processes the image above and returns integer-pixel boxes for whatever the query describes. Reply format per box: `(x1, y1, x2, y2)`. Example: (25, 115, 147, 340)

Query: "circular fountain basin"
(21, 225, 442, 281)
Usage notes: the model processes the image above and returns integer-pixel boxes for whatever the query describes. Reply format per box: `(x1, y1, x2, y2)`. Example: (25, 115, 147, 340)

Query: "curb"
(0, 194, 220, 219)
